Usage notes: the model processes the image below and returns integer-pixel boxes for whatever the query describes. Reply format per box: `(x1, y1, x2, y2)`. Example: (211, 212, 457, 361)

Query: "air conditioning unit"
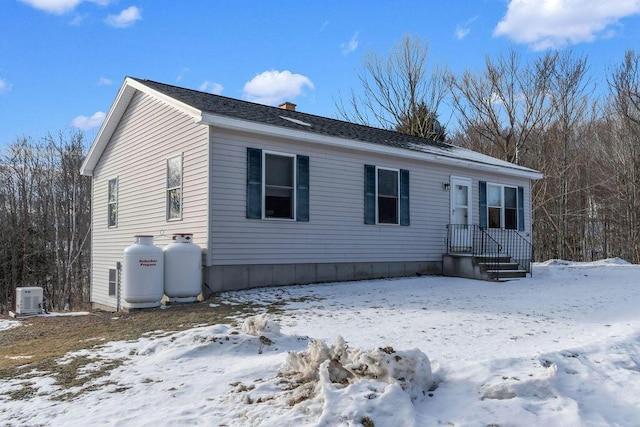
(15, 287, 44, 315)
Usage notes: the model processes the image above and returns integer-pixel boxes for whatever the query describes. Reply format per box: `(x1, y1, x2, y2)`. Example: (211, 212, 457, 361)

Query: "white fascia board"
(80, 77, 203, 176)
(127, 78, 203, 119)
(80, 80, 134, 176)
(200, 112, 543, 180)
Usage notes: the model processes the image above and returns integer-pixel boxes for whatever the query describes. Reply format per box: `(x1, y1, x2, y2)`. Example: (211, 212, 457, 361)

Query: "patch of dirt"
(0, 297, 261, 381)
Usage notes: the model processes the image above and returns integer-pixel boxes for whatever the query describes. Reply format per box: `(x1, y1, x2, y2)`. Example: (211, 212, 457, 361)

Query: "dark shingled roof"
(131, 77, 453, 153)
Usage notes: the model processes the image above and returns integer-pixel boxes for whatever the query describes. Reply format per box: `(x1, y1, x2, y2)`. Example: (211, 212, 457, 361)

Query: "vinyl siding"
(90, 91, 209, 309)
(88, 87, 536, 307)
(208, 128, 533, 266)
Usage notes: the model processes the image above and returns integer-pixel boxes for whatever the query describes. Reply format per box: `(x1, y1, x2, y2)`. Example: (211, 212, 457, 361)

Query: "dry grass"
(0, 297, 262, 390)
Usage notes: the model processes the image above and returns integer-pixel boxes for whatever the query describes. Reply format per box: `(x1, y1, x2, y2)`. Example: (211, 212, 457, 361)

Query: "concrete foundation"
(442, 254, 484, 280)
(204, 261, 442, 295)
(442, 254, 527, 281)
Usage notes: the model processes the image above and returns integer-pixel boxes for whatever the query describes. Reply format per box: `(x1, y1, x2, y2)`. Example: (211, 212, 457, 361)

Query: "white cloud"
(69, 13, 86, 25)
(20, 0, 82, 14)
(98, 77, 113, 85)
(199, 81, 223, 95)
(455, 16, 478, 40)
(494, 0, 640, 50)
(243, 70, 314, 106)
(0, 78, 12, 93)
(71, 111, 106, 130)
(19, 0, 112, 15)
(176, 68, 190, 82)
(105, 6, 142, 28)
(455, 25, 471, 40)
(340, 32, 359, 55)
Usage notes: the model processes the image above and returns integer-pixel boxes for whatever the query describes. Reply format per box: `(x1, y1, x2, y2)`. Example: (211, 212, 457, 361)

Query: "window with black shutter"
(364, 165, 410, 226)
(479, 181, 524, 231)
(246, 148, 309, 222)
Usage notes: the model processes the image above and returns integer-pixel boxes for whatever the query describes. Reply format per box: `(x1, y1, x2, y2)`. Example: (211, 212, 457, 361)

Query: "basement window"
(108, 269, 116, 296)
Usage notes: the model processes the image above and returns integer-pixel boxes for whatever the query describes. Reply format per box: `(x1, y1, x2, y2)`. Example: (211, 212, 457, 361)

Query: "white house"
(80, 77, 542, 311)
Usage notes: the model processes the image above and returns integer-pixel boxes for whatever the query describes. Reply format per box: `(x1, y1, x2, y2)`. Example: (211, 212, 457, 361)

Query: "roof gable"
(80, 78, 202, 176)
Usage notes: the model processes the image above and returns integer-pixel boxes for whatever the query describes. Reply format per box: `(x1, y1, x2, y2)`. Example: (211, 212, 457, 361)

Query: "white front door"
(450, 176, 472, 251)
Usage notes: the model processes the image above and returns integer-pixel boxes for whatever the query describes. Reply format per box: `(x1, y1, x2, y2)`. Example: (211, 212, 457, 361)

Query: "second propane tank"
(163, 233, 201, 303)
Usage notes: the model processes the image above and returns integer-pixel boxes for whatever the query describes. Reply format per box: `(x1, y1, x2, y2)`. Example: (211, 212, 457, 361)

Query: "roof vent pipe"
(279, 102, 296, 112)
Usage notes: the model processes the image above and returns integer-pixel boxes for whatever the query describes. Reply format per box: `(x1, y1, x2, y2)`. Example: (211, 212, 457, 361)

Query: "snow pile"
(0, 319, 21, 331)
(539, 257, 631, 267)
(276, 336, 433, 425)
(220, 320, 434, 426)
(241, 313, 281, 335)
(283, 336, 433, 400)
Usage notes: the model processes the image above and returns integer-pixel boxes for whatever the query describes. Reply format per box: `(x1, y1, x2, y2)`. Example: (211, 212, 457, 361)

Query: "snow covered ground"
(1, 259, 640, 426)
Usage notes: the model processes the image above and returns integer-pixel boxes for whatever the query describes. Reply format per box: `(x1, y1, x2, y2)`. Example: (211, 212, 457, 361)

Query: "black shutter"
(479, 181, 487, 229)
(364, 165, 376, 224)
(296, 155, 309, 222)
(400, 169, 410, 226)
(517, 186, 525, 231)
(246, 148, 262, 219)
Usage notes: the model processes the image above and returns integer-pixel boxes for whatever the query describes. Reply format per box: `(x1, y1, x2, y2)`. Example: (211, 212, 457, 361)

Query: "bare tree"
(448, 48, 556, 164)
(0, 131, 91, 313)
(516, 51, 595, 261)
(544, 51, 593, 260)
(447, 48, 611, 263)
(396, 101, 446, 141)
(336, 33, 448, 140)
(605, 50, 640, 262)
(587, 111, 630, 260)
(609, 50, 640, 127)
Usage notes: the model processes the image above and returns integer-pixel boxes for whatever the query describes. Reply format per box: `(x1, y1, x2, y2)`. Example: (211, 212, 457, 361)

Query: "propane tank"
(123, 235, 164, 309)
(163, 233, 202, 303)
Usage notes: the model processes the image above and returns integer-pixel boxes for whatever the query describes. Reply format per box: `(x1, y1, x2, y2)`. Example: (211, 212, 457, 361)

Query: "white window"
(377, 167, 399, 225)
(364, 165, 409, 226)
(167, 155, 182, 220)
(107, 178, 118, 227)
(263, 152, 296, 219)
(487, 184, 518, 229)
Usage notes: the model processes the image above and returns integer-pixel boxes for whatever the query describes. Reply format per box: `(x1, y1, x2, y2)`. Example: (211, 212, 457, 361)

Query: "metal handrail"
(489, 228, 534, 275)
(447, 224, 534, 278)
(446, 224, 503, 280)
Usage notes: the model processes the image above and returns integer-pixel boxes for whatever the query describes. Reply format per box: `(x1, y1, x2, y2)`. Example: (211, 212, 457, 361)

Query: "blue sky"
(2, 0, 640, 146)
